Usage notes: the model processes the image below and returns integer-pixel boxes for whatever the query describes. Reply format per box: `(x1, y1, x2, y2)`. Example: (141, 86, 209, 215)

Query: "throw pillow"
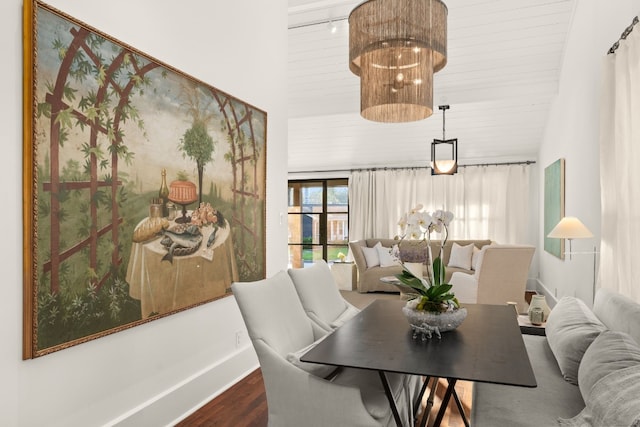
(361, 243, 380, 268)
(545, 296, 607, 385)
(471, 246, 481, 270)
(390, 244, 401, 261)
(286, 336, 338, 379)
(448, 243, 474, 270)
(473, 244, 493, 278)
(559, 365, 640, 427)
(578, 330, 640, 401)
(376, 244, 400, 267)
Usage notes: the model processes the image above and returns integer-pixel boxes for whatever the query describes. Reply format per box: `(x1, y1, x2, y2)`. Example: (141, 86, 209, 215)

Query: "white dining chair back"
(288, 260, 360, 333)
(232, 271, 415, 426)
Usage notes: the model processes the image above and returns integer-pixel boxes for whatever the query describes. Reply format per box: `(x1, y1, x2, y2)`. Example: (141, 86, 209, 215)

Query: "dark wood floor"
(176, 369, 268, 427)
(176, 368, 472, 427)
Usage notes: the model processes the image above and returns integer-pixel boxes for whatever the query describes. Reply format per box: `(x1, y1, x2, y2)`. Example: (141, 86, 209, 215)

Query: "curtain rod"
(608, 15, 639, 54)
(288, 160, 536, 175)
(288, 16, 349, 30)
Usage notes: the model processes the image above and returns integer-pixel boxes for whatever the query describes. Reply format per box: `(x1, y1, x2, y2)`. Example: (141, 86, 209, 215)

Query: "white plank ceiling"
(287, 0, 576, 173)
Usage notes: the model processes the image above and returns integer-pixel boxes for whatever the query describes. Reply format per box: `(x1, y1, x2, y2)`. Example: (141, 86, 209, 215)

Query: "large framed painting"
(544, 158, 565, 259)
(23, 0, 267, 358)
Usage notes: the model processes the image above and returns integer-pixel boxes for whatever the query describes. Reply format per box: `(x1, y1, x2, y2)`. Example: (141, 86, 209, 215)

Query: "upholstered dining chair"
(287, 260, 360, 333)
(232, 271, 416, 426)
(449, 244, 535, 313)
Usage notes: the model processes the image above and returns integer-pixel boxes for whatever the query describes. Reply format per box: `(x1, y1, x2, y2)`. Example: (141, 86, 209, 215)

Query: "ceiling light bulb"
(414, 79, 422, 85)
(396, 73, 404, 82)
(434, 160, 456, 173)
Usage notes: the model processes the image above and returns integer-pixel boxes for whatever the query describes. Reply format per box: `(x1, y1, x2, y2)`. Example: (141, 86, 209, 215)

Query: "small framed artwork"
(23, 0, 267, 358)
(544, 158, 565, 259)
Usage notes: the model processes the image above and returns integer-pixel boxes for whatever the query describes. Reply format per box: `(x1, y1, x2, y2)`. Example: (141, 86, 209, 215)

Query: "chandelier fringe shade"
(349, 0, 448, 123)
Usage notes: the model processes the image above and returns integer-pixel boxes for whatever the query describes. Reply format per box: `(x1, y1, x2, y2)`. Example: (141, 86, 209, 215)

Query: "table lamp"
(547, 216, 598, 302)
(547, 216, 593, 260)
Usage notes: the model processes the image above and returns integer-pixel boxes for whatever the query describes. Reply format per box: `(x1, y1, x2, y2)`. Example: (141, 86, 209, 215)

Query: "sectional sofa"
(472, 288, 640, 426)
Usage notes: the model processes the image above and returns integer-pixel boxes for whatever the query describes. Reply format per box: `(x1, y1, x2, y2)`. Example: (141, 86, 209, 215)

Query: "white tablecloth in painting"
(126, 219, 238, 319)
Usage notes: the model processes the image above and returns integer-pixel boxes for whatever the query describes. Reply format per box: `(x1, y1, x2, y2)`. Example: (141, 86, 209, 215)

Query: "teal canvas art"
(544, 158, 565, 259)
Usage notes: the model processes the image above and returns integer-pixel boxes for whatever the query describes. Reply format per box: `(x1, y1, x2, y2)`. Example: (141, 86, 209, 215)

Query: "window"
(288, 179, 349, 268)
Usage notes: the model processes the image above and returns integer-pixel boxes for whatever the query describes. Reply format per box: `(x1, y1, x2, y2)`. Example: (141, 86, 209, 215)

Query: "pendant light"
(431, 105, 457, 175)
(349, 0, 448, 123)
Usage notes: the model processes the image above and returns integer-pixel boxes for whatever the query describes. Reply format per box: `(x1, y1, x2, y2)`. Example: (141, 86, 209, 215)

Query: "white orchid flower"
(442, 210, 454, 226)
(432, 210, 454, 227)
(416, 211, 432, 231)
(407, 224, 423, 240)
(409, 204, 424, 214)
(398, 213, 408, 232)
(406, 212, 420, 227)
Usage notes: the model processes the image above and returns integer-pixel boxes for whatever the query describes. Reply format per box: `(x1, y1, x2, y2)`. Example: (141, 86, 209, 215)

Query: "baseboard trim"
(109, 345, 258, 427)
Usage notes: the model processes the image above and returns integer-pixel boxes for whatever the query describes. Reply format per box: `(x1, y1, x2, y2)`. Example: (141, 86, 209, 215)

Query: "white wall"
(0, 1, 288, 425)
(538, 0, 640, 306)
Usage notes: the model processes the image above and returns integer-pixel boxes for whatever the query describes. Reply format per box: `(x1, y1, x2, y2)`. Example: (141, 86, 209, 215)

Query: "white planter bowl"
(402, 303, 467, 339)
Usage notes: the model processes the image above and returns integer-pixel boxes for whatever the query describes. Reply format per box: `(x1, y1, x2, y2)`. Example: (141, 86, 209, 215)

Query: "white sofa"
(472, 288, 640, 426)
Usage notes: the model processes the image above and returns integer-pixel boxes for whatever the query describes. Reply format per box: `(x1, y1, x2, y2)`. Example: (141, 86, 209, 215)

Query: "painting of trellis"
(23, 0, 267, 358)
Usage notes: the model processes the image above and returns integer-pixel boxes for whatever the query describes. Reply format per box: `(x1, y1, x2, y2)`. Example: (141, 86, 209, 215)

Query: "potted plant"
(395, 207, 467, 338)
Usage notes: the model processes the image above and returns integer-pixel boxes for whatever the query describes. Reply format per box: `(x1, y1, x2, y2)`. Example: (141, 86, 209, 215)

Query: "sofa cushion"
(362, 244, 380, 268)
(376, 243, 400, 267)
(473, 245, 488, 278)
(448, 242, 474, 269)
(471, 335, 584, 426)
(559, 365, 640, 427)
(593, 287, 640, 344)
(578, 330, 640, 401)
(398, 240, 429, 263)
(546, 297, 607, 385)
(471, 246, 481, 270)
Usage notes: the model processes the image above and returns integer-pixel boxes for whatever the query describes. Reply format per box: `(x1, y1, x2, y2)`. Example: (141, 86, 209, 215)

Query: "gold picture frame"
(23, 0, 267, 358)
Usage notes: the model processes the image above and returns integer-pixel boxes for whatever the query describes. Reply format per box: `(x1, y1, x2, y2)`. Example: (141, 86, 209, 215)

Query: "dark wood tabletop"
(301, 299, 537, 388)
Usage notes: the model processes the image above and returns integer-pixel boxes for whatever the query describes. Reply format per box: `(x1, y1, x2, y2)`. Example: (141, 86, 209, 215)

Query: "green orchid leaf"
(394, 272, 428, 295)
(432, 257, 446, 286)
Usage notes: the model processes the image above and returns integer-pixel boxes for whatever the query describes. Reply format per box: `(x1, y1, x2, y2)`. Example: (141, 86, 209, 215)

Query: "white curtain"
(348, 164, 532, 244)
(599, 20, 640, 302)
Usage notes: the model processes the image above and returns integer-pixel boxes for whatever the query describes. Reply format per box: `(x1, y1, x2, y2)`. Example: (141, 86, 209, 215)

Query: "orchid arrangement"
(396, 205, 457, 312)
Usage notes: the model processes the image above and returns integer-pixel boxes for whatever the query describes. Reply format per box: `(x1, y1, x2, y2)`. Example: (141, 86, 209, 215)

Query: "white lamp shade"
(547, 217, 593, 239)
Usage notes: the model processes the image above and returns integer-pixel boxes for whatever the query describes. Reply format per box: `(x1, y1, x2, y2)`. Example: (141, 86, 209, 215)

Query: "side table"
(331, 262, 357, 291)
(517, 314, 546, 336)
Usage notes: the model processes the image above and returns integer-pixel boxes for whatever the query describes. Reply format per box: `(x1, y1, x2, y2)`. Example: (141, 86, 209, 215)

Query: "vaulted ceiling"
(288, 0, 575, 173)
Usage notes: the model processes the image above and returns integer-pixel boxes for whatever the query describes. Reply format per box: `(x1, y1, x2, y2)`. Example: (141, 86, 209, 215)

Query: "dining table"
(301, 299, 537, 427)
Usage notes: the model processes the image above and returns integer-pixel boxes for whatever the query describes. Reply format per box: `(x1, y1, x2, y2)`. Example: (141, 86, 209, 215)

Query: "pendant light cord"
(439, 105, 449, 140)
